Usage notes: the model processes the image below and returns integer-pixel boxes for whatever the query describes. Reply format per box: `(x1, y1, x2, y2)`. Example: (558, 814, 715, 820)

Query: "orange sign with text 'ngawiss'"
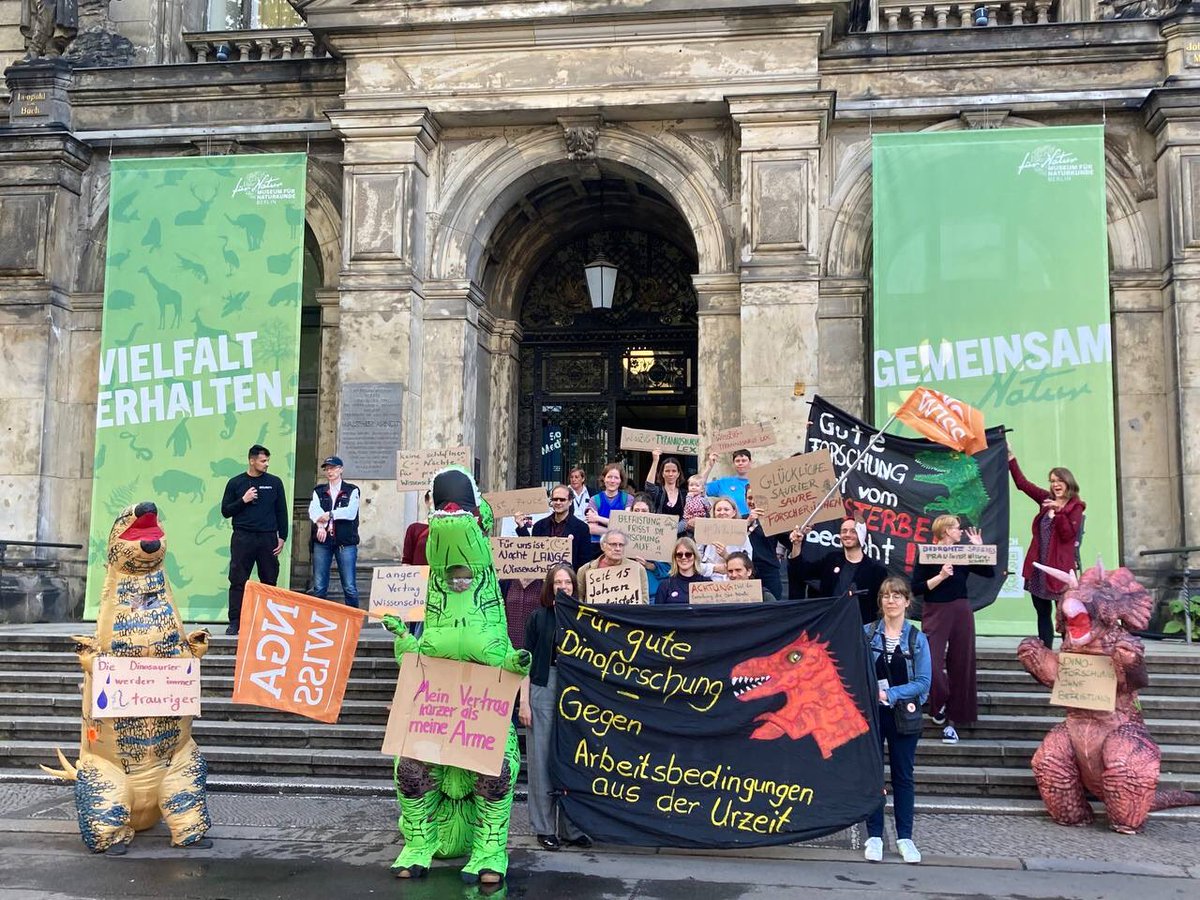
(232, 582, 362, 723)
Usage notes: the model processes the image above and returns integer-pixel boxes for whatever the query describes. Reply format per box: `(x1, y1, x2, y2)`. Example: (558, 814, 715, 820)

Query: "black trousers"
(228, 530, 280, 625)
(1031, 595, 1056, 649)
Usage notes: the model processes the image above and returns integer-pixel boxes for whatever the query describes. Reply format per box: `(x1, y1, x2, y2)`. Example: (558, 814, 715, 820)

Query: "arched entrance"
(490, 175, 700, 489)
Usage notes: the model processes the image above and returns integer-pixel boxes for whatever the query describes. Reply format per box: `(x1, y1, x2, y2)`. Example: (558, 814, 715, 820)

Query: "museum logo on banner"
(231, 170, 299, 205)
(1016, 145, 1095, 182)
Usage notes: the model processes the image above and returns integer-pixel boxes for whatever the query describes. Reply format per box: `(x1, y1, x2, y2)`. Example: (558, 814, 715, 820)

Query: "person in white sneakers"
(863, 577, 931, 865)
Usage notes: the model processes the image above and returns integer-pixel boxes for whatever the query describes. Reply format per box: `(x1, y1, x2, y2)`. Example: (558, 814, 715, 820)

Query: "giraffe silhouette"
(139, 266, 182, 328)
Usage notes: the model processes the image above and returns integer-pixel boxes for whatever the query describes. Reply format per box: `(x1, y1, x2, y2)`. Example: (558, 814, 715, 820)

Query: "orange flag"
(232, 582, 362, 723)
(895, 387, 988, 455)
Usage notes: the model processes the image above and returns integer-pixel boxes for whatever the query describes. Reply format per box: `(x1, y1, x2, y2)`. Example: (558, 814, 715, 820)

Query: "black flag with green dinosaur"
(552, 593, 882, 848)
(803, 396, 1010, 614)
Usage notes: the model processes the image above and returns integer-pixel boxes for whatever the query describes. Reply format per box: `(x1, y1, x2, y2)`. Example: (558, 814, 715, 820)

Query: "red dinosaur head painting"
(730, 631, 869, 758)
(1035, 561, 1153, 651)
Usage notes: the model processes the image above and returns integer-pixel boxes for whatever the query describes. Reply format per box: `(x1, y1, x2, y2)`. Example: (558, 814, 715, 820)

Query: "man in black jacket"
(516, 483, 591, 570)
(220, 444, 289, 636)
(307, 455, 362, 609)
(787, 517, 888, 625)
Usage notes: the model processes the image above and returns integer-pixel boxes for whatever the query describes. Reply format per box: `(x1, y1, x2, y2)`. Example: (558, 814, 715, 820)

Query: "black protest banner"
(551, 594, 882, 848)
(803, 395, 1010, 613)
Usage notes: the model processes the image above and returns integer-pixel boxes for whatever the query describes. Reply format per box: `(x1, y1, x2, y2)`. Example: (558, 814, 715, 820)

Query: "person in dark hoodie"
(786, 516, 888, 625)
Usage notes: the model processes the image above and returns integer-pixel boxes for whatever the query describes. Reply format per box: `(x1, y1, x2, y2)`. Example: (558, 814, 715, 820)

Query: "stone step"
(0, 629, 401, 658)
(975, 669, 1200, 697)
(976, 691, 1198, 720)
(0, 649, 402, 678)
(0, 671, 399, 702)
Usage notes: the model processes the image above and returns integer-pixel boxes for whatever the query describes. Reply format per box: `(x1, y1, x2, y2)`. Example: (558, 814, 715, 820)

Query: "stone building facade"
(1, 0, 1198, 616)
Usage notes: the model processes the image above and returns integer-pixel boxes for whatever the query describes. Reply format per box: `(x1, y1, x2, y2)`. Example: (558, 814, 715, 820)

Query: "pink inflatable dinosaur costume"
(1017, 561, 1199, 833)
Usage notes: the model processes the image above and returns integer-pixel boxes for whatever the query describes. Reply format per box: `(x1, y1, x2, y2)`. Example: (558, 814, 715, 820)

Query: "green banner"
(872, 127, 1116, 635)
(86, 154, 307, 621)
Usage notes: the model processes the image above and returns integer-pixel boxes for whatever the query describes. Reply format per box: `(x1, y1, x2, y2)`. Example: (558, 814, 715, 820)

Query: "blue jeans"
(311, 541, 359, 608)
(867, 705, 919, 840)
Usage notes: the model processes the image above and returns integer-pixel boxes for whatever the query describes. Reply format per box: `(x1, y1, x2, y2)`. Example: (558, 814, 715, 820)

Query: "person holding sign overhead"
(787, 517, 887, 625)
(654, 537, 711, 605)
(644, 449, 686, 520)
(518, 564, 592, 852)
(1008, 446, 1086, 649)
(585, 462, 635, 545)
(863, 577, 930, 865)
(700, 448, 753, 515)
(912, 515, 994, 745)
(515, 483, 591, 570)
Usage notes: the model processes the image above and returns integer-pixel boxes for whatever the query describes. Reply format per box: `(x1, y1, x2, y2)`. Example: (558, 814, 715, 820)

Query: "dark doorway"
(516, 227, 699, 491)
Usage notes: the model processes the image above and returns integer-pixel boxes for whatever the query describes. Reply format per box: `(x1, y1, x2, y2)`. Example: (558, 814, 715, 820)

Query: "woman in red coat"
(1008, 447, 1085, 649)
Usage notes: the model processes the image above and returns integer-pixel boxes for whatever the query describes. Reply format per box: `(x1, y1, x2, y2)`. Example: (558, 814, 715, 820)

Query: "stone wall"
(0, 0, 24, 103)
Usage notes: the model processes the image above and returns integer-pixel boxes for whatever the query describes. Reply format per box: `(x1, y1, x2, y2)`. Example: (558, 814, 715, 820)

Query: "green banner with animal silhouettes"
(85, 154, 307, 621)
(872, 127, 1116, 635)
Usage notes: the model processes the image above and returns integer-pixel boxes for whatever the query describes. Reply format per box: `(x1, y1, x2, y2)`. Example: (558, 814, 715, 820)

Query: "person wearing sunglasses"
(654, 537, 711, 605)
(515, 484, 591, 570)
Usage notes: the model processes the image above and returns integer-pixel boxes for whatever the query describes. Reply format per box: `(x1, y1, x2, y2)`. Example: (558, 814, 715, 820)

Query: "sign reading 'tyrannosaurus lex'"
(85, 154, 307, 621)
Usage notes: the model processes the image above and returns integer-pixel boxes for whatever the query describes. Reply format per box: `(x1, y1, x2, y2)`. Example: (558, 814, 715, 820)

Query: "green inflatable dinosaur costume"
(382, 467, 531, 885)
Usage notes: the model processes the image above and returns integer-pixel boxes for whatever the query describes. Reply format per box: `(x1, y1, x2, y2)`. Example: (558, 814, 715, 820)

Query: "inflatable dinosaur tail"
(1152, 789, 1200, 811)
(39, 747, 79, 782)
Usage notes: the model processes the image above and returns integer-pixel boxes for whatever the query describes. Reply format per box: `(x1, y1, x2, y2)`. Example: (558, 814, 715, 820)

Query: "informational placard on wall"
(381, 654, 522, 776)
(339, 382, 404, 479)
(91, 656, 201, 718)
(748, 449, 844, 536)
(608, 511, 677, 562)
(483, 487, 549, 521)
(1049, 652, 1117, 712)
(490, 537, 571, 580)
(709, 423, 776, 456)
(693, 517, 749, 548)
(584, 564, 646, 605)
(917, 544, 998, 566)
(368, 565, 429, 620)
(689, 580, 764, 604)
(619, 427, 701, 456)
(395, 447, 472, 492)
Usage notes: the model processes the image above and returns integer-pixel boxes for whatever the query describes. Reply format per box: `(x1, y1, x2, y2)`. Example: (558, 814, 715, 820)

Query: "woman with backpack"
(864, 576, 931, 865)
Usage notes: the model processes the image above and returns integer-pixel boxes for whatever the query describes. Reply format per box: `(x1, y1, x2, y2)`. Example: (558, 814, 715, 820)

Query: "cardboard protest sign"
(395, 446, 471, 492)
(917, 544, 998, 566)
(584, 564, 646, 605)
(692, 517, 748, 548)
(369, 565, 429, 621)
(609, 510, 677, 562)
(483, 487, 549, 521)
(490, 537, 571, 580)
(232, 582, 362, 723)
(1049, 652, 1117, 712)
(748, 448, 844, 536)
(381, 654, 522, 776)
(688, 580, 764, 604)
(619, 427, 701, 456)
(709, 423, 776, 456)
(91, 656, 201, 718)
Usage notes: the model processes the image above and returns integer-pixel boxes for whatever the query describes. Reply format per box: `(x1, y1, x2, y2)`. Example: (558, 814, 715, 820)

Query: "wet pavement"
(1, 783, 1198, 899)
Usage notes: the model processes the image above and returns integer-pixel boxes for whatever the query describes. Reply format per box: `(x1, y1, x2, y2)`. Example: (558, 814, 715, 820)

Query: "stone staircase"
(1, 628, 1198, 805)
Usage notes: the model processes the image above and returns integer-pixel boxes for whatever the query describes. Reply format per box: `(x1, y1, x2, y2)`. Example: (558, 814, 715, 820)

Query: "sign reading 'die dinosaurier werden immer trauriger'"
(551, 594, 882, 848)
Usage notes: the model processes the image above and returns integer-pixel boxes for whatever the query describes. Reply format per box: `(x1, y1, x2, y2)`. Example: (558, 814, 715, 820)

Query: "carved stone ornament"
(1097, 0, 1164, 18)
(17, 0, 133, 67)
(564, 126, 599, 161)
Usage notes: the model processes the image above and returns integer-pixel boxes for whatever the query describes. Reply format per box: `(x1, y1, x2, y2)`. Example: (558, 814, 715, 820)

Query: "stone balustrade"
(874, 1, 1059, 30)
(185, 29, 329, 63)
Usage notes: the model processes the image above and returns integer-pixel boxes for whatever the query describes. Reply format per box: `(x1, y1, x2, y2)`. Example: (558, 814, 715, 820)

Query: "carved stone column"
(0, 129, 91, 553)
(484, 318, 523, 490)
(729, 93, 835, 460)
(693, 273, 742, 444)
(818, 278, 869, 420)
(327, 107, 438, 555)
(1145, 83, 1200, 545)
